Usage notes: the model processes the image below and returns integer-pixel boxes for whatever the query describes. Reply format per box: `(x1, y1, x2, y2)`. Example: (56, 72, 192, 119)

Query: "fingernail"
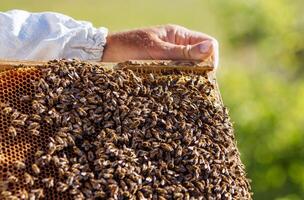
(199, 41, 212, 54)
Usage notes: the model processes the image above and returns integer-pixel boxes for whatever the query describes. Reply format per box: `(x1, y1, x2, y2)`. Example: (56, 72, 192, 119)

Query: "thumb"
(158, 40, 213, 60)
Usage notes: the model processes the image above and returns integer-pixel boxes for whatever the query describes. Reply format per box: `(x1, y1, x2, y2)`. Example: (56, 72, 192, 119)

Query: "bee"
(54, 135, 65, 145)
(82, 188, 93, 197)
(48, 108, 60, 120)
(66, 175, 75, 186)
(137, 191, 146, 200)
(42, 177, 54, 188)
(37, 154, 52, 166)
(28, 193, 36, 200)
(129, 119, 141, 129)
(72, 146, 83, 157)
(1, 191, 12, 199)
(31, 164, 40, 175)
(12, 119, 25, 127)
(103, 112, 112, 121)
(7, 175, 18, 183)
(7, 125, 17, 137)
(69, 188, 81, 195)
(103, 173, 113, 179)
(55, 87, 64, 95)
(18, 114, 29, 122)
(30, 114, 42, 122)
(14, 160, 26, 170)
(10, 109, 21, 120)
(117, 76, 124, 87)
(61, 114, 71, 126)
(87, 179, 100, 190)
(27, 122, 40, 130)
(46, 95, 55, 107)
(175, 146, 183, 157)
(77, 107, 87, 117)
(81, 140, 92, 151)
(49, 91, 59, 102)
(34, 92, 45, 99)
(20, 95, 32, 102)
(108, 184, 119, 196)
(24, 173, 35, 186)
(41, 67, 53, 76)
(94, 191, 106, 198)
(148, 73, 155, 82)
(10, 195, 21, 200)
(57, 127, 69, 136)
(74, 193, 85, 200)
(47, 142, 57, 155)
(34, 150, 45, 158)
(2, 106, 13, 115)
(18, 189, 29, 200)
(150, 111, 158, 121)
(86, 151, 95, 162)
(44, 116, 53, 125)
(73, 71, 80, 80)
(160, 143, 173, 152)
(87, 96, 99, 104)
(38, 78, 49, 91)
(29, 129, 40, 136)
(32, 100, 46, 114)
(111, 98, 117, 107)
(66, 135, 75, 146)
(57, 182, 69, 192)
(195, 181, 206, 193)
(133, 86, 141, 95)
(61, 78, 72, 88)
(31, 188, 44, 199)
(52, 155, 60, 167)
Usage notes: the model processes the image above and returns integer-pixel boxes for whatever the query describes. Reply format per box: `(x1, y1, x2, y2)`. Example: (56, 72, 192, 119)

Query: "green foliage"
(1, 0, 303, 199)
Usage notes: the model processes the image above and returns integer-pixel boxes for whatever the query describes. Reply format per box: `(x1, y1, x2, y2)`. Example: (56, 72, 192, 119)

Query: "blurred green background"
(1, 0, 304, 199)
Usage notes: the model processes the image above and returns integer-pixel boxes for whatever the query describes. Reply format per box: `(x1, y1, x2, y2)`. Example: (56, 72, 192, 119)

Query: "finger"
(187, 31, 215, 44)
(173, 26, 215, 45)
(153, 39, 213, 60)
(183, 35, 220, 68)
(178, 32, 219, 68)
(187, 40, 214, 60)
(167, 26, 219, 67)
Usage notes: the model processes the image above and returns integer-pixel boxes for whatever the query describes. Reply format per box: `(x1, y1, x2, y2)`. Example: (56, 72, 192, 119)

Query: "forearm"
(0, 10, 107, 61)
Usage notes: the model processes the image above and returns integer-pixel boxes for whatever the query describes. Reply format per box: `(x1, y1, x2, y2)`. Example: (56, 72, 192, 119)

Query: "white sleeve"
(0, 10, 108, 61)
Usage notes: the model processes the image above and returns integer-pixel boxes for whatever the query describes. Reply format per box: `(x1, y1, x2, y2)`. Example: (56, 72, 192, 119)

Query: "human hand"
(102, 24, 219, 67)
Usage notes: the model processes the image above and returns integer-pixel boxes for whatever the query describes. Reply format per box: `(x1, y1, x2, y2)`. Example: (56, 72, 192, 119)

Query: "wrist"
(101, 33, 114, 61)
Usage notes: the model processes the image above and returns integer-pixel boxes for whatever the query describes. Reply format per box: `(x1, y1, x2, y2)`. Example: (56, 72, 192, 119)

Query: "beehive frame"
(0, 60, 251, 200)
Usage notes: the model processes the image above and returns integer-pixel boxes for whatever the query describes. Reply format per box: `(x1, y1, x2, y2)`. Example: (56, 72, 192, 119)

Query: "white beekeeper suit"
(0, 10, 107, 61)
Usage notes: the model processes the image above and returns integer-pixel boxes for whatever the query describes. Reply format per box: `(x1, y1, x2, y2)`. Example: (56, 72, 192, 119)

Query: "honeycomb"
(0, 67, 71, 200)
(0, 60, 251, 200)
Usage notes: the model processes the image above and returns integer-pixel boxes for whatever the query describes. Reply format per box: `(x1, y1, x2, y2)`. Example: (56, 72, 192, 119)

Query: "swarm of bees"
(0, 60, 252, 199)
